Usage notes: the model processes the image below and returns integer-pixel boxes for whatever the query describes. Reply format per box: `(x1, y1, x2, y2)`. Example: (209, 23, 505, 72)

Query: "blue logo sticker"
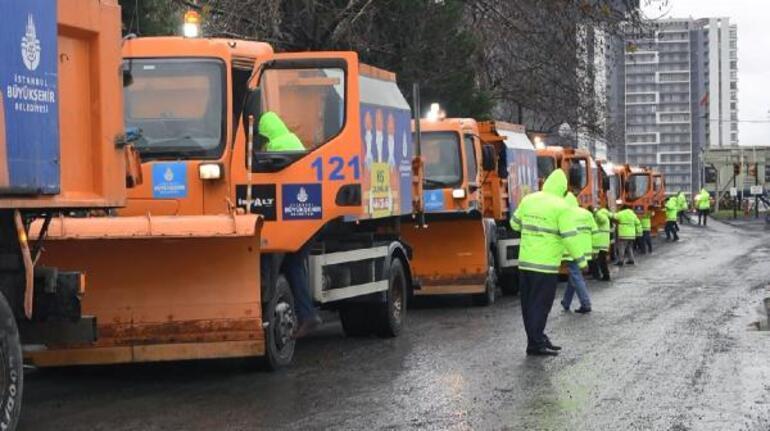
(424, 189, 445, 211)
(152, 163, 188, 198)
(282, 184, 322, 220)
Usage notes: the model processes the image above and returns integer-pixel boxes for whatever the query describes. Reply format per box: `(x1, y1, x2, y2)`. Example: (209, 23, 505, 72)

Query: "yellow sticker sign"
(369, 162, 392, 218)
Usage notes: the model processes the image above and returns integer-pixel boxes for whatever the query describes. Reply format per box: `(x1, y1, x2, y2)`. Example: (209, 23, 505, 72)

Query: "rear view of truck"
(0, 1, 126, 429)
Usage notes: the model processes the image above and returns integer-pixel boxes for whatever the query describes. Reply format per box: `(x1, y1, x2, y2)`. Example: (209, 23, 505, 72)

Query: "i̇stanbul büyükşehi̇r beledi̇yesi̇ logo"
(21, 14, 41, 71)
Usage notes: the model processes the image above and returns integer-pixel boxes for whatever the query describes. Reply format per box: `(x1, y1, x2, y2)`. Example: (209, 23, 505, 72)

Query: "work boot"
(293, 314, 322, 339)
(615, 262, 624, 267)
(626, 260, 635, 265)
(575, 307, 592, 314)
(544, 340, 562, 351)
(526, 347, 558, 356)
(601, 276, 611, 282)
(560, 302, 571, 312)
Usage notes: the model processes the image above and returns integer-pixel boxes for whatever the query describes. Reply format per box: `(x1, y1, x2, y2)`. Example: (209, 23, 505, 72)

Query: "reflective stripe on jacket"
(510, 170, 586, 274)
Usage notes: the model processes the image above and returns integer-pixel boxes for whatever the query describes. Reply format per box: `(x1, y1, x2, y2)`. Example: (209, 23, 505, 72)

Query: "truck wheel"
(374, 258, 407, 338)
(472, 250, 497, 306)
(0, 294, 22, 431)
(339, 305, 372, 337)
(262, 275, 296, 370)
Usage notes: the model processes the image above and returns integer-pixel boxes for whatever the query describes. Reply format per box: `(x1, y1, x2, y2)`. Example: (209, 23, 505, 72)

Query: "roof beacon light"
(426, 103, 445, 122)
(183, 10, 201, 38)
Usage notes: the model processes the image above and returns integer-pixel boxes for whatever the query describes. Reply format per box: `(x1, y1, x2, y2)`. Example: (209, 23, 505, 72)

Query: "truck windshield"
(419, 131, 462, 189)
(257, 67, 345, 151)
(123, 59, 225, 159)
(627, 174, 650, 200)
(609, 175, 620, 202)
(537, 156, 556, 180)
(568, 158, 588, 191)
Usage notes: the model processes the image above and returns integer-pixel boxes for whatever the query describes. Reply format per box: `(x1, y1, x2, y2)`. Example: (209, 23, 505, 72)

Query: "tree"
(120, 0, 182, 36)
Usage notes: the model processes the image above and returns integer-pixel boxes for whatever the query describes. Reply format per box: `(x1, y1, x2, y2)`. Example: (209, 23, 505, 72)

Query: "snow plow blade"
(26, 214, 263, 366)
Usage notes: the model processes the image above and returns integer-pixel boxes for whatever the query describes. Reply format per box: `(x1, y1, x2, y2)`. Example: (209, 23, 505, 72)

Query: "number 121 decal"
(311, 156, 360, 182)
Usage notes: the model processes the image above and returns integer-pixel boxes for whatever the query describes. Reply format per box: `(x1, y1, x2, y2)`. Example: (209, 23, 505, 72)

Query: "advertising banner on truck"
(0, 0, 59, 195)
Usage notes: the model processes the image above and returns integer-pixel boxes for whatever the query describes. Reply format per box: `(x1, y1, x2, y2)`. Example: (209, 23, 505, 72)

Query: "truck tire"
(0, 294, 21, 431)
(374, 257, 407, 338)
(472, 250, 497, 306)
(262, 275, 296, 370)
(339, 305, 372, 337)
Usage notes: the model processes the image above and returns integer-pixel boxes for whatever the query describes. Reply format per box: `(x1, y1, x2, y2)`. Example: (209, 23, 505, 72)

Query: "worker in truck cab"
(560, 193, 594, 314)
(258, 111, 321, 338)
(258, 111, 306, 152)
(510, 169, 585, 357)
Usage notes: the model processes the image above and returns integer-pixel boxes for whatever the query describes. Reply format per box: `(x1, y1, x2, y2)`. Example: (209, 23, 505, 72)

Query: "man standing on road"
(677, 191, 689, 225)
(695, 189, 712, 226)
(591, 206, 612, 281)
(259, 112, 322, 339)
(510, 169, 585, 357)
(639, 211, 653, 254)
(561, 194, 594, 314)
(665, 196, 680, 241)
(614, 203, 641, 266)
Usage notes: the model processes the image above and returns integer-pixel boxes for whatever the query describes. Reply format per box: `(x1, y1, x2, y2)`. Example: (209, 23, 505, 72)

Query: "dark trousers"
(665, 221, 679, 240)
(519, 270, 558, 350)
(590, 250, 610, 280)
(283, 246, 317, 323)
(698, 209, 709, 226)
(641, 231, 652, 253)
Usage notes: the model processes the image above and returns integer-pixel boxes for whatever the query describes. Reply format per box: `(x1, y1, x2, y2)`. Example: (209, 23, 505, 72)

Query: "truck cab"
(536, 146, 597, 208)
(31, 36, 419, 370)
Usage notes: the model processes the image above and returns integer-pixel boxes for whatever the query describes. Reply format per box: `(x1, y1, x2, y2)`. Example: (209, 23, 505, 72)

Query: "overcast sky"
(642, 0, 769, 147)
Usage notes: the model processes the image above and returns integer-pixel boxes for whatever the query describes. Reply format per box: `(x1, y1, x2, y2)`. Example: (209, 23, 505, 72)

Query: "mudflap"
(25, 215, 264, 367)
(401, 218, 488, 296)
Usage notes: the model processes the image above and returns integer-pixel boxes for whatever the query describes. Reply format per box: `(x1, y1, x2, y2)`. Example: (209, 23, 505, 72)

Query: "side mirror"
(481, 144, 496, 172)
(602, 175, 610, 192)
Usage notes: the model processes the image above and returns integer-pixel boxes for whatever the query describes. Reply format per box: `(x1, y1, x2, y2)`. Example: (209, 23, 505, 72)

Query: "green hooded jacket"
(676, 191, 688, 211)
(510, 169, 586, 273)
(592, 208, 611, 253)
(665, 197, 679, 221)
(615, 208, 641, 240)
(641, 212, 652, 231)
(561, 193, 596, 261)
(696, 189, 711, 210)
(258, 111, 305, 152)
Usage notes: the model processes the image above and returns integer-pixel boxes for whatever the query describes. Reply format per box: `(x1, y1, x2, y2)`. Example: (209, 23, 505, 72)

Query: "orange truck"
(613, 164, 666, 233)
(0, 1, 130, 429)
(402, 116, 537, 302)
(536, 146, 599, 209)
(27, 35, 421, 370)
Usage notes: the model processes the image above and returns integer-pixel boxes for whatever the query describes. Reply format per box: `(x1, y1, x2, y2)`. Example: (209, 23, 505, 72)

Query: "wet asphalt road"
(20, 220, 770, 430)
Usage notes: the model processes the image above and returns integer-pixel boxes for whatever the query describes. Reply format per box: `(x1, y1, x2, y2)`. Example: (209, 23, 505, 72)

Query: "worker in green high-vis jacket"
(510, 169, 585, 356)
(257, 112, 320, 340)
(258, 111, 306, 151)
